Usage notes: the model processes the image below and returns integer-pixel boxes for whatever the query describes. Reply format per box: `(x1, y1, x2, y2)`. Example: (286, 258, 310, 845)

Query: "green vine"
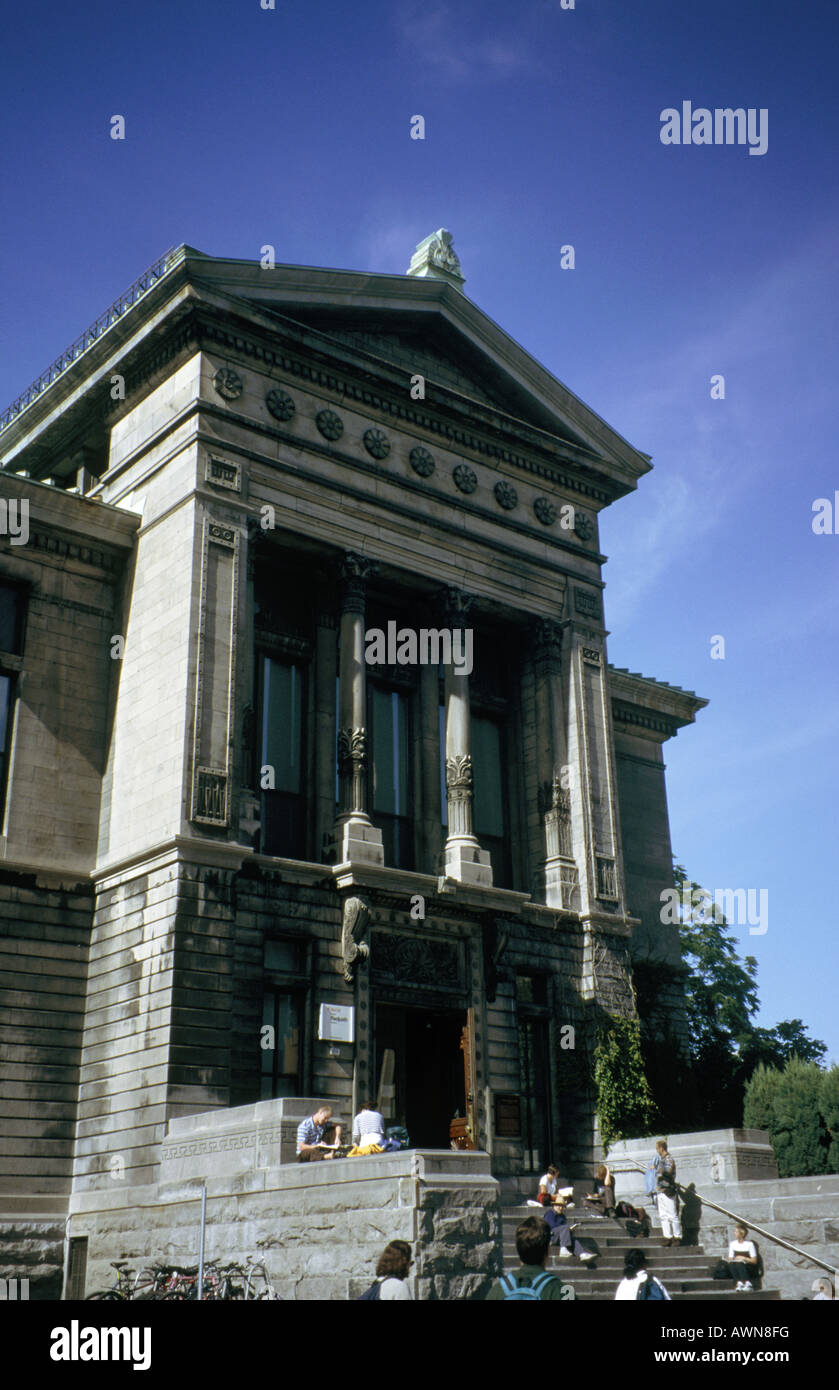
(594, 1016, 656, 1151)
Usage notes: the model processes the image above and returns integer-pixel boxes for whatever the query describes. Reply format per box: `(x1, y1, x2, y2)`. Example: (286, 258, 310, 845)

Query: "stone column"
(532, 618, 579, 910)
(333, 553, 384, 865)
(441, 587, 492, 887)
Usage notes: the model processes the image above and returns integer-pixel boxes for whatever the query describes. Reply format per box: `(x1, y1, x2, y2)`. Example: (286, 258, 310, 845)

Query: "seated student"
(485, 1217, 568, 1300)
(351, 1100, 387, 1152)
(614, 1249, 670, 1301)
(296, 1105, 343, 1162)
(534, 1165, 574, 1207)
(543, 1197, 596, 1263)
(726, 1224, 759, 1292)
(584, 1163, 616, 1216)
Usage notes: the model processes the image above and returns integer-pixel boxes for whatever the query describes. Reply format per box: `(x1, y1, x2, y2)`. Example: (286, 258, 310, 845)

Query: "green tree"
(770, 1058, 830, 1177)
(639, 864, 829, 1130)
(743, 1062, 783, 1132)
(820, 1065, 839, 1172)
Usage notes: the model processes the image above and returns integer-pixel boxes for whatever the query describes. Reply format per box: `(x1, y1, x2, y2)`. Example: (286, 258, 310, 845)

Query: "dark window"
(369, 683, 413, 869)
(0, 581, 25, 657)
(260, 989, 302, 1100)
(472, 712, 512, 888)
(258, 654, 307, 858)
(517, 973, 549, 1008)
(260, 937, 307, 1100)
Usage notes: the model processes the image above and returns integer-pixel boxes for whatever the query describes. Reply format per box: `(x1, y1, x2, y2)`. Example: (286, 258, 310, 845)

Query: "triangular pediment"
(1, 247, 652, 495)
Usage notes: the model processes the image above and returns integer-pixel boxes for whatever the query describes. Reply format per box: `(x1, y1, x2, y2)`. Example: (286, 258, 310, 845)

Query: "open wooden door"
(449, 1007, 478, 1150)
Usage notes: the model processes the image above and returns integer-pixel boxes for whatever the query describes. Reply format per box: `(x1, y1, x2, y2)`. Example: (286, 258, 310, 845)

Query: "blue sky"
(1, 0, 837, 1059)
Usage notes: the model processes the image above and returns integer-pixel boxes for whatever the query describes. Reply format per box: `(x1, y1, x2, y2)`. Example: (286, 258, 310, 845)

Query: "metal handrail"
(0, 246, 180, 432)
(612, 1161, 837, 1279)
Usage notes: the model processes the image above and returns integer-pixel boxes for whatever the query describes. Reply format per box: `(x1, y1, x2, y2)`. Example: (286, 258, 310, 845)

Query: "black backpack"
(357, 1280, 381, 1300)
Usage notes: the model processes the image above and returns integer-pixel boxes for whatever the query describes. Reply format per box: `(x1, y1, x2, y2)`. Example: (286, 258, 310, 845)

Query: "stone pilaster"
(561, 623, 625, 918)
(441, 587, 492, 886)
(532, 618, 579, 910)
(333, 553, 384, 865)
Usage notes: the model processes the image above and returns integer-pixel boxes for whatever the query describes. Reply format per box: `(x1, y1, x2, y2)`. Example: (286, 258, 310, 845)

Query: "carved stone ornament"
(533, 496, 557, 526)
(493, 480, 518, 510)
(453, 463, 478, 494)
(446, 753, 474, 791)
(341, 896, 371, 984)
(574, 510, 595, 541)
(363, 427, 391, 460)
(372, 932, 461, 987)
(265, 386, 296, 422)
(406, 228, 465, 288)
(533, 617, 562, 664)
(316, 408, 344, 441)
(439, 585, 474, 625)
(409, 445, 435, 477)
(213, 367, 243, 401)
(337, 727, 368, 772)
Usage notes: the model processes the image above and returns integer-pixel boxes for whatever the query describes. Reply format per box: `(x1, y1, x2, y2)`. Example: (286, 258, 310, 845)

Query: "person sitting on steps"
(726, 1223, 759, 1292)
(584, 1163, 616, 1216)
(543, 1195, 597, 1263)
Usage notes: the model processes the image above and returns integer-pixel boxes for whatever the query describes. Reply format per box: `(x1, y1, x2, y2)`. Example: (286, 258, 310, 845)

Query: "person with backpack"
(485, 1216, 569, 1300)
(358, 1240, 413, 1300)
(654, 1139, 682, 1247)
(614, 1248, 670, 1301)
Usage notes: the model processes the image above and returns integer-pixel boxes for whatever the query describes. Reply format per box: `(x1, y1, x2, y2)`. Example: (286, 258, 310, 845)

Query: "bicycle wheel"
(85, 1291, 125, 1300)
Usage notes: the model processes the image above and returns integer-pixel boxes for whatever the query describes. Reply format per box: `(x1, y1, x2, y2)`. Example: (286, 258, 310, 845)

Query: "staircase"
(501, 1181, 781, 1301)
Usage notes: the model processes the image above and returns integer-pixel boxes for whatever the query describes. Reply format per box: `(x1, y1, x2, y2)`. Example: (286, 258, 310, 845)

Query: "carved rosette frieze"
(213, 367, 243, 401)
(363, 427, 391, 460)
(493, 479, 518, 510)
(409, 445, 435, 478)
(337, 727, 368, 816)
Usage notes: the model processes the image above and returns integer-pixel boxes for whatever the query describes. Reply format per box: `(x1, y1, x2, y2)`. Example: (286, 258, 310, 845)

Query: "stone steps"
(500, 1190, 781, 1301)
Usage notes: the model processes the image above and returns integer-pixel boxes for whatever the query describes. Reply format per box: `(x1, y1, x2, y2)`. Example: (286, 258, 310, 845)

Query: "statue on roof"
(407, 229, 465, 288)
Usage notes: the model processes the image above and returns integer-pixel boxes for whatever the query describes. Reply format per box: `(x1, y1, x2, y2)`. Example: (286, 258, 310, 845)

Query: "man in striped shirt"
(296, 1106, 343, 1161)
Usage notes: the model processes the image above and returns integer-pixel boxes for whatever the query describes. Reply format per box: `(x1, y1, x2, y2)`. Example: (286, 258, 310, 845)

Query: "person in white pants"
(654, 1139, 682, 1247)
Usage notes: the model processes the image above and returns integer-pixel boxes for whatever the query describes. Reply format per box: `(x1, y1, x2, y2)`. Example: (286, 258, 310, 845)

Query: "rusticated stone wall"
(67, 1149, 501, 1301)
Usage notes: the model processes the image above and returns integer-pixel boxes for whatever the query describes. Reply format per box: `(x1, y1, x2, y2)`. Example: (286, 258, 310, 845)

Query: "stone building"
(0, 236, 706, 1295)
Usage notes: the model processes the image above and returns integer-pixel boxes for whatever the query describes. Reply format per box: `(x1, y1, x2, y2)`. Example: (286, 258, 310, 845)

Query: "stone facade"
(0, 241, 707, 1296)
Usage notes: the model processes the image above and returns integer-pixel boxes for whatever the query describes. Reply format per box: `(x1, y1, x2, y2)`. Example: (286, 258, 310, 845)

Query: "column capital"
(340, 551, 378, 613)
(438, 584, 475, 625)
(531, 617, 563, 666)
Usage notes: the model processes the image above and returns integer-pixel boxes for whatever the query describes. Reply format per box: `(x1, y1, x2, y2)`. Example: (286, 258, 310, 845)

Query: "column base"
(445, 837, 493, 887)
(332, 818, 385, 866)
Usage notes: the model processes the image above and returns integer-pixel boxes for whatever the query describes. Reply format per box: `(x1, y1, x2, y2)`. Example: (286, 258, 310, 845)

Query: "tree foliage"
(633, 863, 827, 1131)
(744, 1058, 833, 1176)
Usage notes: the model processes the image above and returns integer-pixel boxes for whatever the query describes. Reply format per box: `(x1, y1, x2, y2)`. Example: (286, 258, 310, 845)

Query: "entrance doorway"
(518, 1016, 551, 1173)
(375, 1004, 466, 1148)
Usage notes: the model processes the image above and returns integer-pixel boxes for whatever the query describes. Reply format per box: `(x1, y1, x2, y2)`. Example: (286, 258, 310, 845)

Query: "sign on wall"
(318, 1003, 355, 1043)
